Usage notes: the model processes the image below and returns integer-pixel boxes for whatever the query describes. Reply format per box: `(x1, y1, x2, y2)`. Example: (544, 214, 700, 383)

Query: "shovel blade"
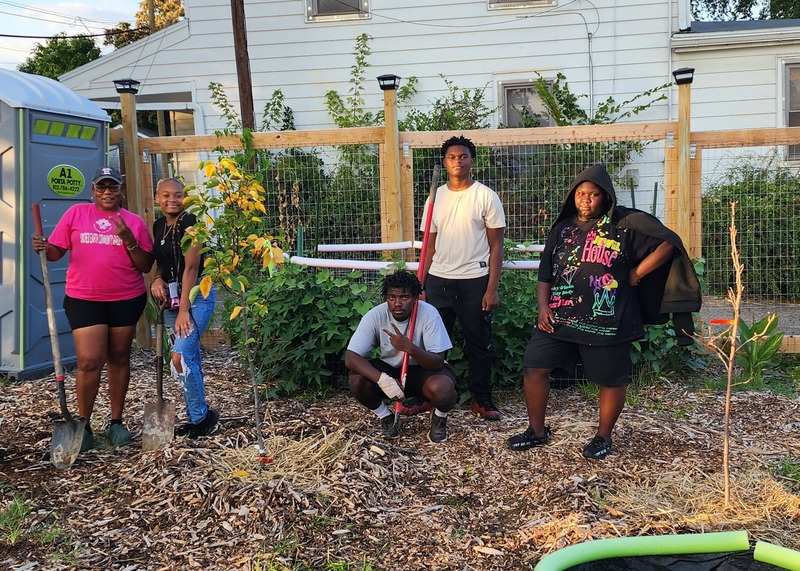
(142, 399, 176, 451)
(51, 418, 86, 469)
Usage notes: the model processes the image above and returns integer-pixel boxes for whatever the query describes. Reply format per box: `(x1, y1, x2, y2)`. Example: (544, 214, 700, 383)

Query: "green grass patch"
(0, 496, 31, 545)
(773, 458, 800, 492)
(0, 494, 80, 563)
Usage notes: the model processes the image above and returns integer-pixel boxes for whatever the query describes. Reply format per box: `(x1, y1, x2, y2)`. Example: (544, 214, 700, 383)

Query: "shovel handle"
(32, 203, 70, 420)
(155, 309, 164, 401)
(32, 202, 44, 236)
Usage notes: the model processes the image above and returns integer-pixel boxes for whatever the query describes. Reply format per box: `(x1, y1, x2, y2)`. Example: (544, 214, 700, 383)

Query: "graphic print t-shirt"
(538, 215, 662, 345)
(48, 203, 154, 302)
(153, 213, 204, 284)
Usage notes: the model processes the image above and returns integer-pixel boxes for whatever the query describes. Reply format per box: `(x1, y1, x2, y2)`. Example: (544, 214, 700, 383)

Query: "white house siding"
(182, 0, 680, 133)
(672, 37, 800, 198)
(61, 0, 687, 211)
(61, 0, 683, 131)
(673, 40, 800, 131)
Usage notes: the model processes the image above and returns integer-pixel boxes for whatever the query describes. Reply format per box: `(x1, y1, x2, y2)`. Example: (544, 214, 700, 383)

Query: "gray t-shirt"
(347, 301, 453, 368)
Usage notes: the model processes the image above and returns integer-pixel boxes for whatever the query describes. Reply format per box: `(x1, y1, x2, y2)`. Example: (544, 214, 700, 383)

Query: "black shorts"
(369, 359, 456, 398)
(522, 328, 632, 387)
(63, 294, 147, 330)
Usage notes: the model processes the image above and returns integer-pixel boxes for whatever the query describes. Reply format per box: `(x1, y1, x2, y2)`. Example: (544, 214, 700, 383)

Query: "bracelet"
(126, 241, 139, 252)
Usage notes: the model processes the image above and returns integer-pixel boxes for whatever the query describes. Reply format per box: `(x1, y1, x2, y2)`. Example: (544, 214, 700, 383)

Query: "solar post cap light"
(672, 67, 695, 85)
(113, 78, 141, 94)
(377, 74, 401, 91)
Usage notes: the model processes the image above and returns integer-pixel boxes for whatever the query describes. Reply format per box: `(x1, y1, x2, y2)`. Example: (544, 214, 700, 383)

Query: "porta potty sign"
(47, 164, 85, 197)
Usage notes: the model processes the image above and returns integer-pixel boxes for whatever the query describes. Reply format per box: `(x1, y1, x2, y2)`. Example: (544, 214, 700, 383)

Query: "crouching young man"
(345, 271, 457, 443)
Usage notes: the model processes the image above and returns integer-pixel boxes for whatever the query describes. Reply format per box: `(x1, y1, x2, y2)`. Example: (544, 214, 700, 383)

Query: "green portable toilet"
(0, 70, 110, 378)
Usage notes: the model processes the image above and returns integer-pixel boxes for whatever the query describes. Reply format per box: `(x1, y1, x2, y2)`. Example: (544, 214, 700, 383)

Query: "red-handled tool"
(33, 203, 86, 469)
(393, 164, 441, 424)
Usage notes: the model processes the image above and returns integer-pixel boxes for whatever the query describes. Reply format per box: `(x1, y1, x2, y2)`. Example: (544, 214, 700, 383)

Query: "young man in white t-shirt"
(421, 136, 506, 420)
(345, 271, 457, 443)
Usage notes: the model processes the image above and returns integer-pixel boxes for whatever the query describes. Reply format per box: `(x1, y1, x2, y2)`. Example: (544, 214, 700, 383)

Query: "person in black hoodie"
(507, 163, 701, 460)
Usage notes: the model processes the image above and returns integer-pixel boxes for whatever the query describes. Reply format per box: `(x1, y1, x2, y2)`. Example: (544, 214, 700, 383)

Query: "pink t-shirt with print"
(48, 203, 154, 302)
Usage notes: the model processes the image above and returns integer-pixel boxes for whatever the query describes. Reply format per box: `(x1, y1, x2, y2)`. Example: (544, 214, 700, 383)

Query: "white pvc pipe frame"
(285, 241, 542, 271)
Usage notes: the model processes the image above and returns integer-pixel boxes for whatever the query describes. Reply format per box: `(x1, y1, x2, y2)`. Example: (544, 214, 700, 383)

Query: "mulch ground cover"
(1, 348, 798, 570)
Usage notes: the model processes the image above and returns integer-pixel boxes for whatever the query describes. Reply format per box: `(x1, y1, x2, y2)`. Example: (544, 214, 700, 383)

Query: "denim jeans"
(164, 286, 216, 424)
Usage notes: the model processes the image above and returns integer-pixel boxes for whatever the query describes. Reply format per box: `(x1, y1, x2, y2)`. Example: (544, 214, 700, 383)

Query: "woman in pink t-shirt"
(32, 167, 154, 452)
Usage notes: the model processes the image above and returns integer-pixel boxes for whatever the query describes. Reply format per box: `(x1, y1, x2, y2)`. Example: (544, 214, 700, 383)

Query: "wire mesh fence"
(125, 124, 800, 346)
(697, 145, 800, 335)
(409, 139, 666, 248)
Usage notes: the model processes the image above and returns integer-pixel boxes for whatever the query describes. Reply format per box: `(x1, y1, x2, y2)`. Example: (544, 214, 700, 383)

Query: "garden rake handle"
(398, 163, 441, 390)
(32, 203, 70, 421)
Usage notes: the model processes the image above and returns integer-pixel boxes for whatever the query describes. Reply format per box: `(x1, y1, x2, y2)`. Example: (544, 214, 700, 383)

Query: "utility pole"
(230, 0, 255, 130)
(148, 0, 169, 177)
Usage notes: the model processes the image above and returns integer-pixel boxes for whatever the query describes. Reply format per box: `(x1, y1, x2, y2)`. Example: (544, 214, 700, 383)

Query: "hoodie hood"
(555, 163, 618, 226)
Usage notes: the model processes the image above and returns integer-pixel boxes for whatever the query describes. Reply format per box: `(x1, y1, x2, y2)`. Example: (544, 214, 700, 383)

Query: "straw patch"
(609, 468, 800, 548)
(215, 429, 355, 490)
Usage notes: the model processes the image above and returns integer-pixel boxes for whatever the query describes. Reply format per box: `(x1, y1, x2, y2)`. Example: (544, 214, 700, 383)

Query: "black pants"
(425, 274, 494, 401)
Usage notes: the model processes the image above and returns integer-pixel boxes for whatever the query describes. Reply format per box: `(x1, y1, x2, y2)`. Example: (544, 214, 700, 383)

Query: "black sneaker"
(380, 414, 400, 439)
(428, 413, 448, 444)
(188, 408, 219, 438)
(175, 421, 192, 437)
(507, 426, 551, 451)
(582, 435, 612, 460)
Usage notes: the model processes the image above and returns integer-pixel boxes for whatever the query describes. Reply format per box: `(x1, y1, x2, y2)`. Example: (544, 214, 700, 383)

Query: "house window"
(787, 64, 800, 160)
(489, 0, 556, 10)
(502, 81, 553, 128)
(306, 0, 370, 22)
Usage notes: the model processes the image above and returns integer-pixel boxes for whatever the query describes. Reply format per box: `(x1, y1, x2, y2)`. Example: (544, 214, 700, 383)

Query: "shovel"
(32, 203, 86, 469)
(142, 309, 175, 450)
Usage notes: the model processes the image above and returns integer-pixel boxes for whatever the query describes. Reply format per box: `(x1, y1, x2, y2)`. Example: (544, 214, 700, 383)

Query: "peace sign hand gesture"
(111, 215, 136, 249)
(383, 324, 414, 353)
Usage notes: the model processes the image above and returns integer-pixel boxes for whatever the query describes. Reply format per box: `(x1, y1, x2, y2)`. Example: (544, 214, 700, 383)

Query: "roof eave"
(59, 19, 190, 83)
(672, 27, 800, 52)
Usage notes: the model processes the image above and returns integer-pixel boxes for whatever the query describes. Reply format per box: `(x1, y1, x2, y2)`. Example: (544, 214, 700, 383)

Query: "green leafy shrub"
(736, 313, 784, 385)
(702, 162, 800, 299)
(631, 323, 684, 374)
(225, 264, 377, 395)
(490, 267, 540, 384)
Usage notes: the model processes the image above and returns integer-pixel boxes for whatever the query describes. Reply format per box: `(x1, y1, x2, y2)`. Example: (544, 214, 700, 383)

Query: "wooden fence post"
(379, 78, 404, 250)
(689, 147, 702, 259)
(664, 143, 678, 229)
(118, 82, 150, 348)
(138, 152, 155, 349)
(119, 90, 142, 216)
(674, 69, 694, 253)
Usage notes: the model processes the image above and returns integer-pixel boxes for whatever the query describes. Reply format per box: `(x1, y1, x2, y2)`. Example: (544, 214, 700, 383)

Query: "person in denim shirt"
(150, 178, 219, 438)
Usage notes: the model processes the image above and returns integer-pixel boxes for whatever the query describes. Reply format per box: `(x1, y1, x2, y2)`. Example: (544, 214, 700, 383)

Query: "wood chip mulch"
(1, 349, 798, 570)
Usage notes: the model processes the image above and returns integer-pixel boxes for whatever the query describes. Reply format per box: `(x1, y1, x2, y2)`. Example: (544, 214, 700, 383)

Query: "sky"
(0, 0, 139, 70)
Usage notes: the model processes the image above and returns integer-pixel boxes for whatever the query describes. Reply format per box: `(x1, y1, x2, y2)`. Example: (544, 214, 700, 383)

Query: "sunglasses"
(95, 183, 121, 194)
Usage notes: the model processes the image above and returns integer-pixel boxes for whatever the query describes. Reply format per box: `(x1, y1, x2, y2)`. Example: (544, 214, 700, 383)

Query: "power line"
(0, 0, 119, 25)
(0, 26, 149, 39)
(0, 8, 108, 29)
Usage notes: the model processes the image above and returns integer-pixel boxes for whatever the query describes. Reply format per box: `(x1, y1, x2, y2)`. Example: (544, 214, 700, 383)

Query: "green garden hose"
(754, 541, 800, 571)
(534, 530, 751, 571)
